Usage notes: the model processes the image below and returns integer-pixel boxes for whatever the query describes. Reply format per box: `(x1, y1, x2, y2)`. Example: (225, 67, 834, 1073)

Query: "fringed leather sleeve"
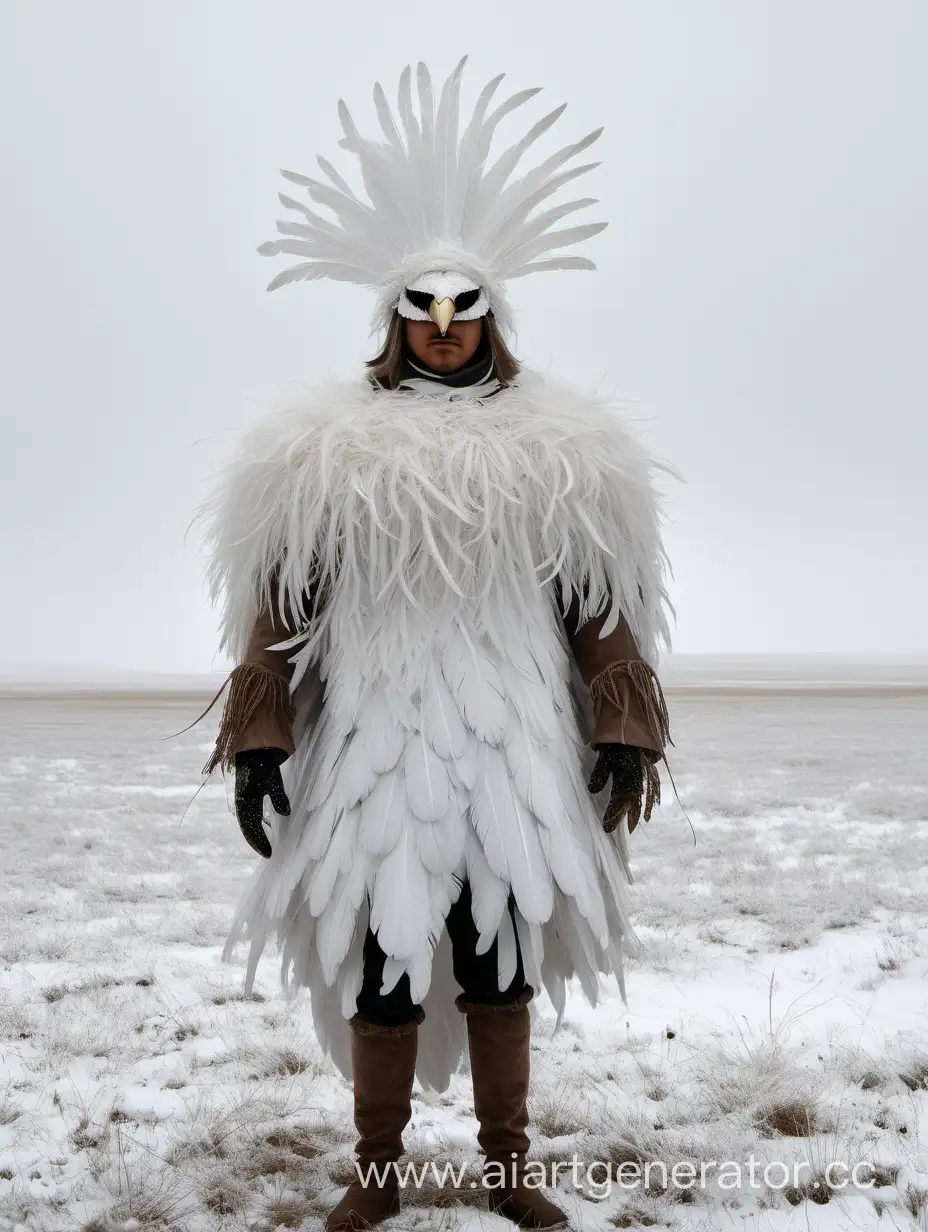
(201, 600, 299, 775)
(560, 590, 671, 757)
(201, 662, 295, 775)
(589, 659, 671, 758)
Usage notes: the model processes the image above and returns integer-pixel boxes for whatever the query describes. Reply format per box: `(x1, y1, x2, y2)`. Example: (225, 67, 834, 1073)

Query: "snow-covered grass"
(1, 688, 926, 1231)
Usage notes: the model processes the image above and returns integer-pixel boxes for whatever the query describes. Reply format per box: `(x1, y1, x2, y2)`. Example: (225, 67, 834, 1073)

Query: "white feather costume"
(205, 372, 671, 1091)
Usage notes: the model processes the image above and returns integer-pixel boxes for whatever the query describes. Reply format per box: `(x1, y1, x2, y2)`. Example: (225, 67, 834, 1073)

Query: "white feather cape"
(204, 371, 671, 1091)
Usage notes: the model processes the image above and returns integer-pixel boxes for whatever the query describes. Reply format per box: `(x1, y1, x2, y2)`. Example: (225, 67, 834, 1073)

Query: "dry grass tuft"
(211, 989, 266, 1005)
(783, 1170, 839, 1206)
(166, 1122, 235, 1165)
(170, 1019, 200, 1042)
(876, 936, 913, 972)
(264, 1124, 327, 1159)
(903, 1184, 928, 1219)
(699, 1034, 827, 1147)
(244, 1043, 321, 1080)
(83, 1219, 171, 1232)
(69, 1114, 110, 1151)
(93, 1154, 199, 1230)
(0, 1098, 21, 1126)
(240, 1145, 298, 1180)
(898, 1051, 928, 1092)
(873, 1107, 909, 1135)
(0, 1000, 35, 1041)
(827, 1039, 895, 1092)
(599, 1135, 650, 1174)
(270, 1047, 314, 1077)
(858, 1069, 885, 1090)
(754, 1097, 819, 1138)
(261, 1193, 316, 1227)
(611, 1207, 658, 1227)
(529, 1085, 588, 1139)
(327, 1154, 358, 1187)
(201, 1172, 249, 1217)
(43, 974, 123, 1004)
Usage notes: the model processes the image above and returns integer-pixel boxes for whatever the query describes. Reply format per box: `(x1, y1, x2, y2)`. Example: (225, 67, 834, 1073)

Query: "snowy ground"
(1, 682, 927, 1232)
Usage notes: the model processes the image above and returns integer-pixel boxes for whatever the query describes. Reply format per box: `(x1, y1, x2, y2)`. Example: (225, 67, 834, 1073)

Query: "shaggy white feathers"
(257, 57, 607, 332)
(203, 371, 671, 682)
(209, 372, 671, 1090)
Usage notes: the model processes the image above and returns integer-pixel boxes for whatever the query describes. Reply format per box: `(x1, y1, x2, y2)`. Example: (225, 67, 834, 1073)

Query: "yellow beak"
(428, 296, 456, 336)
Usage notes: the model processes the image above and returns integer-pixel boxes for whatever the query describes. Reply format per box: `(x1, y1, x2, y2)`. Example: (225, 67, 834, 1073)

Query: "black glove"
(233, 747, 291, 858)
(587, 743, 647, 834)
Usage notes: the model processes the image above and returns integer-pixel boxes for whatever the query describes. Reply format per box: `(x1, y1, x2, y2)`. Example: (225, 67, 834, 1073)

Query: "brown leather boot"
(458, 988, 570, 1230)
(324, 1009, 423, 1232)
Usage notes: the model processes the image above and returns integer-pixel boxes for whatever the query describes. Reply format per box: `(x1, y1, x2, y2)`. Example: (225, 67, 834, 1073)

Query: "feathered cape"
(203, 371, 672, 1090)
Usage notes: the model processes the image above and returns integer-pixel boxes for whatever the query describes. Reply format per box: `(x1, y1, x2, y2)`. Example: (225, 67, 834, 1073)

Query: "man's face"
(404, 318, 484, 374)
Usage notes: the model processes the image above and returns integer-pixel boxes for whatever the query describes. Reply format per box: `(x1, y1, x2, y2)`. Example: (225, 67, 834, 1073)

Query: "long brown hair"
(366, 311, 520, 389)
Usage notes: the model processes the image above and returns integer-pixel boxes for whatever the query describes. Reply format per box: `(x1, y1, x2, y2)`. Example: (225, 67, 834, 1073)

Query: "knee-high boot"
(457, 988, 569, 1229)
(324, 1009, 422, 1232)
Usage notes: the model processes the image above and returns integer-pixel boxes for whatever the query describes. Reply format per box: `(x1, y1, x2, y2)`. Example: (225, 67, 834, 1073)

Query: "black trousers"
(355, 879, 527, 1027)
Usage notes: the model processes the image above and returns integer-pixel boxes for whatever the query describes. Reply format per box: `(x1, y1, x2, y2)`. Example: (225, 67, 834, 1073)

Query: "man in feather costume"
(202, 58, 672, 1231)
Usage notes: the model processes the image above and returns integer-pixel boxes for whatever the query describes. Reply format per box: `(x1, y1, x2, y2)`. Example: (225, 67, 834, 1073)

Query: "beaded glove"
(587, 742, 659, 834)
(233, 747, 291, 858)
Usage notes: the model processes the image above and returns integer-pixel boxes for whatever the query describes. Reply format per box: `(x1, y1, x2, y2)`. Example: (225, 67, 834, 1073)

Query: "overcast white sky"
(2, 1, 926, 673)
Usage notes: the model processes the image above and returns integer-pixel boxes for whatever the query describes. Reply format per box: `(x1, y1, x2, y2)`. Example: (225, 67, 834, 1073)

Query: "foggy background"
(2, 0, 926, 676)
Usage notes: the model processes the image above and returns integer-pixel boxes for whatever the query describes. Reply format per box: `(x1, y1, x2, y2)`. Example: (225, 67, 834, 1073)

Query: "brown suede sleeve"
(565, 602, 670, 757)
(233, 604, 298, 755)
(202, 598, 299, 775)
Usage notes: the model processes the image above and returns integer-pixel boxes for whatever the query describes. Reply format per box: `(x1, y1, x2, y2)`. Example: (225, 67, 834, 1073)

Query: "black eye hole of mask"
(404, 289, 433, 312)
(453, 288, 481, 313)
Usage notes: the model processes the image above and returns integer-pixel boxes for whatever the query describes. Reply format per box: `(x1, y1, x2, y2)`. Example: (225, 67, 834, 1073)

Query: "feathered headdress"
(258, 57, 607, 334)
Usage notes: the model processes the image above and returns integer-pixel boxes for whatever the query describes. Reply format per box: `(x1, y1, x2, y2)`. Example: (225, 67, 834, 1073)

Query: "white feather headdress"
(258, 56, 607, 333)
